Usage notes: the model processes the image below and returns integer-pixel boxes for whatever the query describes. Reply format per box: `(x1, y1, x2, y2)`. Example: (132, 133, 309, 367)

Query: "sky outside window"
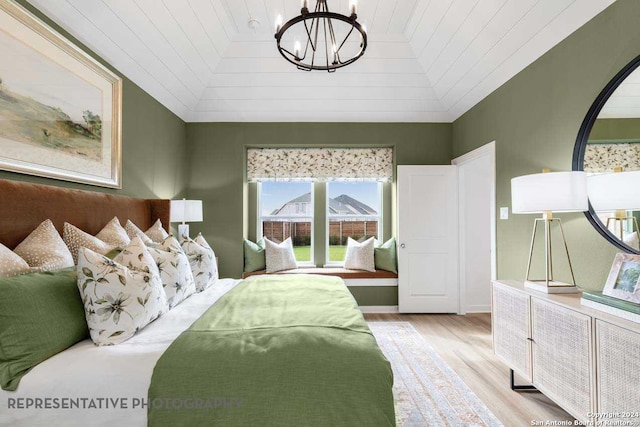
(327, 182, 379, 212)
(261, 182, 312, 216)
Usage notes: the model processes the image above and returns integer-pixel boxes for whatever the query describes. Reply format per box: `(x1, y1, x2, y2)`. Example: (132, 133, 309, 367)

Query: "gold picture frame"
(603, 253, 640, 304)
(0, 0, 122, 188)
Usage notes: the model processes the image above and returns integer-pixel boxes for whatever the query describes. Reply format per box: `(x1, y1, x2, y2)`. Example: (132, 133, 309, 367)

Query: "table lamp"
(170, 199, 203, 240)
(511, 170, 588, 293)
(587, 168, 640, 243)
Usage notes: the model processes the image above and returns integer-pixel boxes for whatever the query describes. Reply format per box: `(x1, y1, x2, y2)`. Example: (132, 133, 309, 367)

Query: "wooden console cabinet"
(492, 280, 640, 423)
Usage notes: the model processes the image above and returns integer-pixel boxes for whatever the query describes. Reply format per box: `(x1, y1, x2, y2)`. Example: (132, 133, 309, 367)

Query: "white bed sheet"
(0, 278, 241, 427)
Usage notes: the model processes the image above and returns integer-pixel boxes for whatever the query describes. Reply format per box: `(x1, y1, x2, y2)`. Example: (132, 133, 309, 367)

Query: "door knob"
(400, 243, 406, 249)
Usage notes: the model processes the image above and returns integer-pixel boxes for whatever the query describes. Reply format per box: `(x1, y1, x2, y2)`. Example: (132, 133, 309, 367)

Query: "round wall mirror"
(573, 54, 640, 254)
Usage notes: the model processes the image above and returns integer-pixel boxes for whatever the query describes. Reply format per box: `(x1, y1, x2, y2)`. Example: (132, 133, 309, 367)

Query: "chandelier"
(274, 0, 368, 72)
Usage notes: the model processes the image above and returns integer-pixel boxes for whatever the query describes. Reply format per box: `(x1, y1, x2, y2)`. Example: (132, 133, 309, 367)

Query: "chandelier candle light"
(275, 0, 367, 72)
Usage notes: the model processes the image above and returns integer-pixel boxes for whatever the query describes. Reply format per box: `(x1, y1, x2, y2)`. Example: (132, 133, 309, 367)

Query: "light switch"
(500, 207, 509, 220)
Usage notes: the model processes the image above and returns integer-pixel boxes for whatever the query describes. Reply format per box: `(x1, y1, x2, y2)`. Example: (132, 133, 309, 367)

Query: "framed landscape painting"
(0, 0, 122, 188)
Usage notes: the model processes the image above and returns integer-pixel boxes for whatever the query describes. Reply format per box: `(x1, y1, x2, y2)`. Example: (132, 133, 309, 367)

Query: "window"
(259, 182, 313, 262)
(248, 147, 392, 267)
(327, 182, 381, 263)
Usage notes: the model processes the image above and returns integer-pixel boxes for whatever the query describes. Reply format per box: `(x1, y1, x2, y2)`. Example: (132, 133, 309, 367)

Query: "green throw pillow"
(374, 238, 398, 273)
(0, 267, 89, 391)
(244, 238, 266, 273)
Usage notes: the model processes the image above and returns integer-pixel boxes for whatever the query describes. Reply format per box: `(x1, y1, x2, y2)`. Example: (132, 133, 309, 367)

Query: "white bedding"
(0, 278, 241, 427)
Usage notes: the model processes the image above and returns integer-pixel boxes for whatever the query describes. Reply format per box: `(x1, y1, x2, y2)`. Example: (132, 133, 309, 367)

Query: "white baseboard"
(359, 305, 399, 313)
(464, 304, 491, 313)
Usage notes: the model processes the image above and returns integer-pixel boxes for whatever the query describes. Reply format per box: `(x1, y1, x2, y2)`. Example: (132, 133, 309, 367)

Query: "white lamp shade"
(588, 171, 640, 211)
(511, 171, 588, 214)
(170, 200, 203, 223)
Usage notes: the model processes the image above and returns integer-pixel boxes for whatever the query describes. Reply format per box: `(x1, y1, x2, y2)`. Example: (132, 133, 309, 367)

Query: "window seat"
(242, 268, 398, 287)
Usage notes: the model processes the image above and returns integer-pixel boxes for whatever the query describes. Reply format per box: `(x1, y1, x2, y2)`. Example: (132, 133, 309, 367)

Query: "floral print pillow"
(147, 236, 196, 309)
(194, 233, 219, 281)
(161, 235, 184, 253)
(77, 239, 168, 346)
(181, 234, 218, 292)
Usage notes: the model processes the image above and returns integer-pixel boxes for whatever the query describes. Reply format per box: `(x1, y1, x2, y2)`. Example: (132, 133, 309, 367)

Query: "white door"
(397, 166, 459, 313)
(452, 142, 496, 313)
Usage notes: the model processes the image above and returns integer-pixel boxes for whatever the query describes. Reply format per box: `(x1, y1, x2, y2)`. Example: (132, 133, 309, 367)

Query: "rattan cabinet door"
(531, 299, 593, 421)
(596, 320, 640, 417)
(492, 283, 531, 381)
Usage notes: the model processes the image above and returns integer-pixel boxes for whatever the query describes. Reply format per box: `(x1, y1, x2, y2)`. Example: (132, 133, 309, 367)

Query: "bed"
(0, 179, 395, 427)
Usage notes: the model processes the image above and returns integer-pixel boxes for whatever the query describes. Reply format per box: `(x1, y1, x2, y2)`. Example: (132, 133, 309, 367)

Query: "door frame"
(451, 141, 497, 315)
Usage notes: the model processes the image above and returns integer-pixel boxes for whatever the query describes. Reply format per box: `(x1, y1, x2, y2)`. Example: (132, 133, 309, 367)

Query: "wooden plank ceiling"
(29, 0, 614, 122)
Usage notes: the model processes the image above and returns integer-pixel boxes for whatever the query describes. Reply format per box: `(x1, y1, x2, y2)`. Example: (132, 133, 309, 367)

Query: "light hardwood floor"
(364, 313, 573, 427)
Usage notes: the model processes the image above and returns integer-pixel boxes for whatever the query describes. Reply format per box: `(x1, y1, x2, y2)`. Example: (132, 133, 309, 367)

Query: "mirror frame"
(572, 54, 640, 254)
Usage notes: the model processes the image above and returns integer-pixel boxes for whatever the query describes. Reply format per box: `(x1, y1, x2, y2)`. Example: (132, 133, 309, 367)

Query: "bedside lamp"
(511, 170, 588, 293)
(170, 199, 203, 240)
(587, 168, 640, 242)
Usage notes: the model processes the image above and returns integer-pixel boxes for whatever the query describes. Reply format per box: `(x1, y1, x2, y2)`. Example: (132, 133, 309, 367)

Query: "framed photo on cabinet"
(603, 253, 640, 304)
(0, 0, 122, 188)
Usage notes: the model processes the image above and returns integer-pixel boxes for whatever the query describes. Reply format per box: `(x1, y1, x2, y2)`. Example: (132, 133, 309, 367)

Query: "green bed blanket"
(148, 274, 395, 426)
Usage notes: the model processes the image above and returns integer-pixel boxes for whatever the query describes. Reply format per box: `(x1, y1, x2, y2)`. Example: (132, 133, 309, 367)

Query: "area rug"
(369, 322, 503, 427)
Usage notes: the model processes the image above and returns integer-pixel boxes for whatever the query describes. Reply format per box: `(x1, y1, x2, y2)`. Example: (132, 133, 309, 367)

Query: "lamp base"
(524, 280, 581, 294)
(178, 224, 190, 241)
(524, 217, 580, 293)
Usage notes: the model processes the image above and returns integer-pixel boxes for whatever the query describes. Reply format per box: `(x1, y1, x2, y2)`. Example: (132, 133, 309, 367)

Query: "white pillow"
(96, 217, 130, 248)
(264, 237, 297, 273)
(13, 219, 74, 272)
(124, 220, 154, 245)
(182, 235, 217, 292)
(77, 238, 168, 346)
(0, 243, 31, 278)
(344, 237, 376, 272)
(200, 234, 219, 281)
(63, 222, 116, 264)
(114, 236, 161, 276)
(145, 219, 169, 244)
(147, 236, 196, 309)
(194, 233, 218, 277)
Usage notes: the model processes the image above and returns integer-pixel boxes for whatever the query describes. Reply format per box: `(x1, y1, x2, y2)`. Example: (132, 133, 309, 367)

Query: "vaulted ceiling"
(29, 0, 614, 122)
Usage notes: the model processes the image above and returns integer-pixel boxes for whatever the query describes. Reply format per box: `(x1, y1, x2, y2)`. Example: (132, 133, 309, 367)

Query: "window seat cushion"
(241, 267, 398, 280)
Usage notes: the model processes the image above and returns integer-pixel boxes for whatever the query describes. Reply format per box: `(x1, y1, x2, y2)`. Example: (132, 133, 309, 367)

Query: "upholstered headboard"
(0, 179, 170, 249)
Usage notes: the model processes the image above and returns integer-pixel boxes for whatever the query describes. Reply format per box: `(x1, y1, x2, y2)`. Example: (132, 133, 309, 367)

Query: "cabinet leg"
(510, 369, 537, 392)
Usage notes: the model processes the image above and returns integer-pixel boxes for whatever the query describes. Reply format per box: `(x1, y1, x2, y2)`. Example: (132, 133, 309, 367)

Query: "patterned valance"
(246, 148, 394, 182)
(584, 143, 640, 173)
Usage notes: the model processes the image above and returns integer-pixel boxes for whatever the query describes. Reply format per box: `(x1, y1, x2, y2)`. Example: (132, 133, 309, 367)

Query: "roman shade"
(246, 148, 393, 182)
(584, 143, 640, 173)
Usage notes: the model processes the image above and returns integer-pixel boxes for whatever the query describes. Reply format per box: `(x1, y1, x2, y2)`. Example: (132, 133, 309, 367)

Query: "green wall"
(452, 0, 640, 290)
(186, 123, 452, 288)
(589, 118, 640, 142)
(1, 1, 188, 200)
